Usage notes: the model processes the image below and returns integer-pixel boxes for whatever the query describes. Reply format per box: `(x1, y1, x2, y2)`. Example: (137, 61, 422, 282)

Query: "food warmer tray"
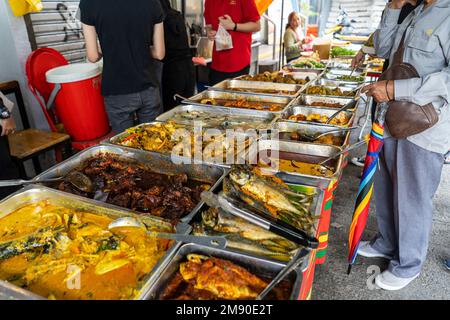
(212, 79, 304, 97)
(303, 83, 361, 99)
(155, 104, 280, 131)
(282, 105, 356, 128)
(315, 78, 362, 88)
(293, 95, 358, 111)
(143, 243, 310, 300)
(245, 139, 345, 190)
(325, 68, 366, 77)
(185, 89, 294, 113)
(269, 121, 351, 148)
(0, 186, 189, 300)
(34, 145, 227, 224)
(105, 122, 254, 169)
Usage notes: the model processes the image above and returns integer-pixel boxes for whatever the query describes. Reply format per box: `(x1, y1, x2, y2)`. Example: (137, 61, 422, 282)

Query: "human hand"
(388, 0, 417, 9)
(219, 14, 235, 31)
(206, 25, 217, 41)
(351, 50, 365, 69)
(362, 80, 395, 103)
(1, 117, 16, 136)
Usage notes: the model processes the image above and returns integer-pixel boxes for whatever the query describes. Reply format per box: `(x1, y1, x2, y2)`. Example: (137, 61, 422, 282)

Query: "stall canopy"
(255, 0, 275, 15)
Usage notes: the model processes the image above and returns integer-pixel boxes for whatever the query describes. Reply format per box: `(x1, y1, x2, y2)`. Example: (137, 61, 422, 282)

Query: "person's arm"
(219, 15, 261, 33)
(0, 91, 14, 112)
(394, 66, 450, 108)
(364, 31, 450, 107)
(0, 93, 16, 136)
(373, 6, 401, 59)
(82, 23, 102, 63)
(151, 22, 165, 60)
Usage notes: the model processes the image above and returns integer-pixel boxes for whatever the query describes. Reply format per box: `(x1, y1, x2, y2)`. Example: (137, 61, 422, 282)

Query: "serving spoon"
(0, 171, 94, 193)
(318, 140, 368, 167)
(294, 126, 359, 143)
(108, 217, 227, 249)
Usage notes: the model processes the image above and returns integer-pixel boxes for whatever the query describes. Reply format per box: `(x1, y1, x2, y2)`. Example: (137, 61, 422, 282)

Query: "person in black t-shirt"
(159, 0, 195, 112)
(79, 0, 165, 134)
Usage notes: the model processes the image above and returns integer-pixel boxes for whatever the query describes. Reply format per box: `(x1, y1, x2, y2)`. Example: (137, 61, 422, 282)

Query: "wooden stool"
(1, 81, 72, 178)
(8, 129, 71, 178)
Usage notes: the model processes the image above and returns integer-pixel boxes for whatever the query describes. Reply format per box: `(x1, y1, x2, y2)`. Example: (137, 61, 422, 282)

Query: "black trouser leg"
(208, 65, 251, 86)
(0, 132, 20, 199)
(162, 59, 196, 112)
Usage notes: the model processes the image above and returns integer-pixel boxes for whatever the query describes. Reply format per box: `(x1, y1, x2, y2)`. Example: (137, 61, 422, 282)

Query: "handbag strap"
(392, 18, 415, 65)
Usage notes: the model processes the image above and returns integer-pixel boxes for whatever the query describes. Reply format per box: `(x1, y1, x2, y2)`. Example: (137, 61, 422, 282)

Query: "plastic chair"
(26, 48, 68, 133)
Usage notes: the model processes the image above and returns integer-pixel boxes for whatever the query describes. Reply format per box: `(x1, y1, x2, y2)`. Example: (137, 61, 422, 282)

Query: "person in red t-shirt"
(204, 0, 261, 85)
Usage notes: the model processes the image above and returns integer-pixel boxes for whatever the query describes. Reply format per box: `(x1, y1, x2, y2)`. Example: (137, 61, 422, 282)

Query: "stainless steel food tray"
(315, 78, 362, 88)
(326, 60, 367, 71)
(143, 243, 310, 300)
(285, 67, 325, 75)
(325, 68, 365, 77)
(293, 95, 356, 110)
(0, 185, 188, 300)
(105, 122, 255, 169)
(246, 139, 344, 189)
(269, 121, 351, 148)
(155, 104, 279, 131)
(190, 183, 323, 263)
(236, 71, 318, 82)
(303, 83, 360, 99)
(185, 89, 293, 113)
(212, 79, 303, 97)
(35, 145, 227, 224)
(282, 105, 355, 128)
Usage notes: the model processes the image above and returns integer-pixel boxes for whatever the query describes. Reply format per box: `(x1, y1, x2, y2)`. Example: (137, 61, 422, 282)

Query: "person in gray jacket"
(360, 0, 450, 290)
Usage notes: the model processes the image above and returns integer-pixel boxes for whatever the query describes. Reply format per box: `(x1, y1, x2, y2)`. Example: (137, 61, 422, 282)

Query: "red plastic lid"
(26, 48, 68, 102)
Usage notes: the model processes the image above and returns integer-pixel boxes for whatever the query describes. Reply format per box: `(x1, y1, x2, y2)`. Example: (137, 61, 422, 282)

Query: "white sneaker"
(357, 241, 392, 259)
(445, 151, 450, 164)
(375, 270, 420, 291)
(351, 157, 365, 167)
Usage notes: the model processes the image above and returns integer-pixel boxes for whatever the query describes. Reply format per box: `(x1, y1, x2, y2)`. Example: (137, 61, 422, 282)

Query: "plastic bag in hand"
(215, 25, 234, 51)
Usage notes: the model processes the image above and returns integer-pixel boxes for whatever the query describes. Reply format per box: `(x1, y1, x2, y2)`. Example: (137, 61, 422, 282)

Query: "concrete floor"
(312, 155, 450, 300)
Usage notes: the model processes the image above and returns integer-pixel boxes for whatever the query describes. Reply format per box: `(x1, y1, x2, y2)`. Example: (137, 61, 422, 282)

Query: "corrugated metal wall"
(27, 0, 85, 63)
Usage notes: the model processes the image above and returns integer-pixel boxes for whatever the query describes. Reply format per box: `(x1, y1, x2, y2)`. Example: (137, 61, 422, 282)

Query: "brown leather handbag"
(378, 26, 438, 139)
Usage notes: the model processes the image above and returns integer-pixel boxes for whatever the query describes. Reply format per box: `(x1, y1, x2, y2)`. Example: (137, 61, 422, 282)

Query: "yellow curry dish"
(0, 201, 172, 300)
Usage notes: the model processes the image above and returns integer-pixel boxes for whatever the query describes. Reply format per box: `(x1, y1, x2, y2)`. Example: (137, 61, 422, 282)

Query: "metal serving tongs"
(318, 139, 368, 167)
(255, 248, 308, 300)
(0, 172, 94, 193)
(325, 98, 360, 125)
(201, 191, 319, 248)
(108, 217, 227, 249)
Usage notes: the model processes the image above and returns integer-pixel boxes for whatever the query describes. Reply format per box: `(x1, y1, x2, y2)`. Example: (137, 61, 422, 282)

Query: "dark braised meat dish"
(57, 154, 211, 222)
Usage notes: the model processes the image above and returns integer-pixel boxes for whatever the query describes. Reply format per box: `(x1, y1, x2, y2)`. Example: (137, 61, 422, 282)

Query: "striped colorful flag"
(347, 103, 388, 274)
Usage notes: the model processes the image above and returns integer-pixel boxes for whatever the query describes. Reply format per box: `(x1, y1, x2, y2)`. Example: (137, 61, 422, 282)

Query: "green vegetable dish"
(331, 47, 357, 58)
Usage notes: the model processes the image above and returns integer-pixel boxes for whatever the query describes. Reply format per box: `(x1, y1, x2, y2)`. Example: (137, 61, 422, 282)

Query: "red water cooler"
(45, 63, 111, 147)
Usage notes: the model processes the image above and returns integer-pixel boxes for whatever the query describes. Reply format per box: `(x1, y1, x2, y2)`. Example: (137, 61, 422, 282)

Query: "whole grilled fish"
(202, 208, 297, 250)
(227, 165, 317, 232)
(193, 224, 294, 262)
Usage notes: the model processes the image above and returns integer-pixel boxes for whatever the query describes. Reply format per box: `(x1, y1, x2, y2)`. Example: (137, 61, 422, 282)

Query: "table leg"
(32, 156, 42, 175)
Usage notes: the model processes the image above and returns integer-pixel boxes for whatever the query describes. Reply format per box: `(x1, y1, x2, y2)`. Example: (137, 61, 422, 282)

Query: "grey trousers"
(371, 138, 444, 278)
(104, 86, 163, 134)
